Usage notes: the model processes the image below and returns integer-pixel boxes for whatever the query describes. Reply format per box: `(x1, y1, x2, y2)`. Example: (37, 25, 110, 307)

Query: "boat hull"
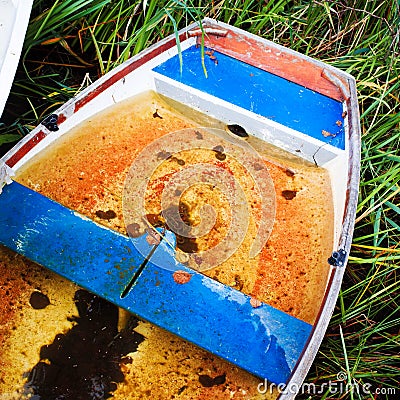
(0, 19, 360, 399)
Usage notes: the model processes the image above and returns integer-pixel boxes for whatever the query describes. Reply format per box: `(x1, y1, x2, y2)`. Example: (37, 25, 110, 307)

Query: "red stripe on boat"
(6, 130, 47, 167)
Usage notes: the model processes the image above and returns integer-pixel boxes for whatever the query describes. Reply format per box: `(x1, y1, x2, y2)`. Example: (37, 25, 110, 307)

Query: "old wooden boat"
(0, 0, 34, 117)
(0, 19, 360, 399)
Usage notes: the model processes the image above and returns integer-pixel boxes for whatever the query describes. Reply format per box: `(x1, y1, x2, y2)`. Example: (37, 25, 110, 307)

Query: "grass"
(1, 0, 399, 399)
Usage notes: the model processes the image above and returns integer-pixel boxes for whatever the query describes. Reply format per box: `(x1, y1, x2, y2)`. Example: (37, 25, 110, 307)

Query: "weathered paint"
(125, 231, 312, 384)
(0, 181, 148, 296)
(5, 130, 47, 167)
(0, 182, 312, 384)
(153, 46, 345, 149)
(196, 21, 348, 103)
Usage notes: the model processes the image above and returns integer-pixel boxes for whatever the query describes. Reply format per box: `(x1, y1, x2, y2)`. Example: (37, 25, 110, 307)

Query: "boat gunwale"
(278, 69, 361, 399)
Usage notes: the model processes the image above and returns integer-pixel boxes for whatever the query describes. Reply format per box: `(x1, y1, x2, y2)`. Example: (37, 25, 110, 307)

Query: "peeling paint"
(201, 277, 247, 305)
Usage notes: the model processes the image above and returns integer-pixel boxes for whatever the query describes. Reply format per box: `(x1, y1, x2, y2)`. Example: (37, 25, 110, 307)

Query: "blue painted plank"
(153, 45, 345, 149)
(124, 231, 312, 384)
(0, 182, 312, 384)
(0, 181, 150, 297)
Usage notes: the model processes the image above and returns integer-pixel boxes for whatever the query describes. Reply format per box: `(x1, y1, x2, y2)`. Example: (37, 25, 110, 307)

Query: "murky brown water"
(0, 91, 333, 399)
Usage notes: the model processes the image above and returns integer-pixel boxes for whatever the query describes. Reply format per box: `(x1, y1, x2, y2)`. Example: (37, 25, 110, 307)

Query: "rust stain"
(146, 231, 161, 245)
(0, 250, 29, 341)
(205, 49, 218, 64)
(173, 270, 192, 284)
(126, 223, 141, 238)
(252, 161, 333, 324)
(250, 297, 262, 308)
(281, 190, 297, 200)
(322, 129, 336, 137)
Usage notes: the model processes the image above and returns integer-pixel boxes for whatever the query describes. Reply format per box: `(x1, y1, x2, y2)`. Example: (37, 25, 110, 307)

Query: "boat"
(0, 19, 360, 399)
(0, 0, 34, 117)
